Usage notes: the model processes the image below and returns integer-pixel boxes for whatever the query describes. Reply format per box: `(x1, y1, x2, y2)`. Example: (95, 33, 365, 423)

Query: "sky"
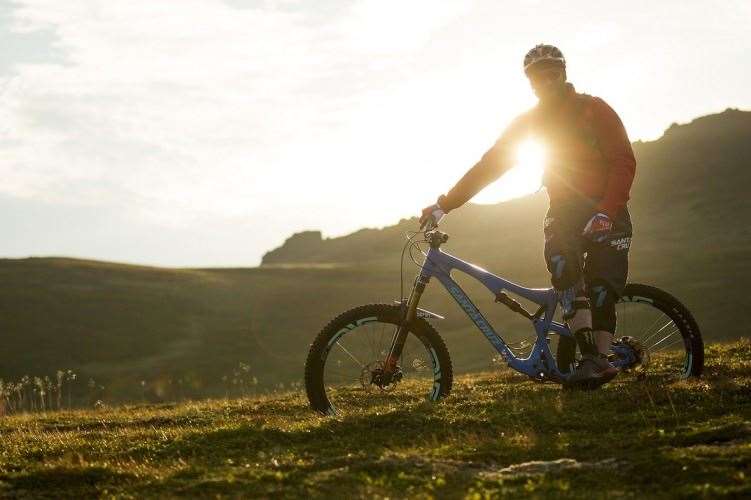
(1, 0, 750, 267)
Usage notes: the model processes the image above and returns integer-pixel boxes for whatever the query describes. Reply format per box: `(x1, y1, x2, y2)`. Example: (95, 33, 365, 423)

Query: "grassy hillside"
(0, 340, 749, 498)
(0, 258, 395, 402)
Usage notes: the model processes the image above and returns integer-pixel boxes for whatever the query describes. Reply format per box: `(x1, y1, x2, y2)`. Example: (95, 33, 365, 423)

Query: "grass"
(0, 340, 749, 499)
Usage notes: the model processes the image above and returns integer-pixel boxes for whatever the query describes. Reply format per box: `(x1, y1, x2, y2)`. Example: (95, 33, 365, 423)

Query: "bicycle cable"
(409, 235, 453, 277)
(399, 229, 424, 303)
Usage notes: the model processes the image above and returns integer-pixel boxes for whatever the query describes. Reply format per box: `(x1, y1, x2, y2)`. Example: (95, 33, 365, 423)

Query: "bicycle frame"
(386, 234, 573, 382)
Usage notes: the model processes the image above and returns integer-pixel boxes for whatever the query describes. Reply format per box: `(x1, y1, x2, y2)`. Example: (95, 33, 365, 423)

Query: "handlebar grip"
(419, 206, 445, 231)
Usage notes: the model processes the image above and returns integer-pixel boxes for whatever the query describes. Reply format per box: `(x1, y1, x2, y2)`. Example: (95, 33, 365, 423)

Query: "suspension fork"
(384, 273, 430, 373)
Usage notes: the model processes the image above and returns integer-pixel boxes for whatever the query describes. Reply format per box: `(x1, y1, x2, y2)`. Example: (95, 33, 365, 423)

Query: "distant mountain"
(1, 109, 748, 404)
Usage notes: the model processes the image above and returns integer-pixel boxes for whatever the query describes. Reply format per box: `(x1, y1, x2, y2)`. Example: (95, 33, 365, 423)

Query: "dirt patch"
(479, 457, 620, 480)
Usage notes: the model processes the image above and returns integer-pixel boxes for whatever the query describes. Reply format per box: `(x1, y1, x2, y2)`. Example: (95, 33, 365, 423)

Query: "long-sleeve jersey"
(438, 83, 636, 220)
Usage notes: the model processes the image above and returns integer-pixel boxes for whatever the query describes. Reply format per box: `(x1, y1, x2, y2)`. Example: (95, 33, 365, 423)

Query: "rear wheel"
(557, 283, 703, 380)
(305, 304, 453, 416)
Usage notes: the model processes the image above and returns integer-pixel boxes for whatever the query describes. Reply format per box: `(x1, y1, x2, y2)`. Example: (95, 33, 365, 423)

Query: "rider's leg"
(559, 279, 597, 357)
(588, 282, 618, 354)
(549, 256, 615, 386)
(545, 205, 622, 386)
(566, 206, 632, 387)
(544, 210, 598, 368)
(565, 286, 618, 387)
(563, 286, 618, 387)
(544, 235, 598, 358)
(583, 204, 633, 355)
(595, 331, 614, 355)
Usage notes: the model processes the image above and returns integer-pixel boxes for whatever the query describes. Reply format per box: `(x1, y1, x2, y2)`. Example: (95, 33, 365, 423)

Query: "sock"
(594, 330, 614, 355)
(574, 327, 598, 357)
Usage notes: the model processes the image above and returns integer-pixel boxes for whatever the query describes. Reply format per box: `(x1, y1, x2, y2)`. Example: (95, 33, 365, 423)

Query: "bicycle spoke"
(378, 323, 386, 357)
(637, 310, 668, 341)
(641, 316, 674, 345)
(335, 339, 364, 368)
(647, 327, 681, 351)
(403, 336, 414, 373)
(325, 369, 361, 380)
(651, 337, 684, 354)
(326, 379, 362, 386)
(366, 323, 378, 361)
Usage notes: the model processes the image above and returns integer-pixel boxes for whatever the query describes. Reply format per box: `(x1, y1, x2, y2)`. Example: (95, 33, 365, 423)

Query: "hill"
(262, 108, 751, 266)
(0, 108, 749, 403)
(0, 340, 749, 498)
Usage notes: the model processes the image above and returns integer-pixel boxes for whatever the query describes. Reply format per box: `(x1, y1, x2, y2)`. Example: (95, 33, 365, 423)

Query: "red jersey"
(439, 83, 636, 219)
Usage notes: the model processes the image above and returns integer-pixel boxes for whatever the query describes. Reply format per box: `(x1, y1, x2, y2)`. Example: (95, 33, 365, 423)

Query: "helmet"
(523, 44, 565, 73)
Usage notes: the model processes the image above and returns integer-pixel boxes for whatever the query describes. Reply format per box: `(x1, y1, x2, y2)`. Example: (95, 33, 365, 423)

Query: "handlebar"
(419, 206, 445, 231)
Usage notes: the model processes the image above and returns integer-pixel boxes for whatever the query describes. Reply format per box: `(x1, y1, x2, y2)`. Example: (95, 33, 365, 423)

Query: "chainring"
(614, 335, 650, 374)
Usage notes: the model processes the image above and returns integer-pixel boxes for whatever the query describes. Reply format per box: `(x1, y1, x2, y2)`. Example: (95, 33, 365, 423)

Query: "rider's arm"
(437, 115, 528, 212)
(591, 98, 636, 219)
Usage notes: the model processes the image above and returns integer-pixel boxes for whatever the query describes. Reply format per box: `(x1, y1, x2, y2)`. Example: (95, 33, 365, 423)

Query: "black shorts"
(543, 202, 632, 297)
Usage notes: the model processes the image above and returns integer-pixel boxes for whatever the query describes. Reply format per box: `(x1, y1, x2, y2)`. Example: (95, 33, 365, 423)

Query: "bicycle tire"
(305, 303, 453, 415)
(556, 282, 704, 379)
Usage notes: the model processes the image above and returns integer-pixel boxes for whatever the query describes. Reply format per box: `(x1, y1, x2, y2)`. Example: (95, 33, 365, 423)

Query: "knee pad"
(558, 285, 591, 334)
(547, 252, 582, 291)
(589, 283, 617, 332)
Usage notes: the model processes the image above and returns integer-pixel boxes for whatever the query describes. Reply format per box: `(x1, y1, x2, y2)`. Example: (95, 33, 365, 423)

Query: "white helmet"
(523, 44, 565, 73)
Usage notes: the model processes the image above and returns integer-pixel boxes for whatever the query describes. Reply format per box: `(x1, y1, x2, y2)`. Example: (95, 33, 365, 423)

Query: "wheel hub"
(361, 361, 403, 391)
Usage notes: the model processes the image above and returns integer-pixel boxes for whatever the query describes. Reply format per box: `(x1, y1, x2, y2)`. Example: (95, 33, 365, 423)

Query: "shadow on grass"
(0, 467, 135, 498)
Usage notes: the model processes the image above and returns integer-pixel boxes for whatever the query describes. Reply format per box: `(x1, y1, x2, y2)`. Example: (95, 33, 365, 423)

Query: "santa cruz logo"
(610, 237, 631, 251)
(447, 285, 506, 352)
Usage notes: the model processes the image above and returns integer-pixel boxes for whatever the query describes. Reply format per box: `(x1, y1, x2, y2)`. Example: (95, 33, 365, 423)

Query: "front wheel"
(304, 304, 453, 416)
(557, 283, 704, 380)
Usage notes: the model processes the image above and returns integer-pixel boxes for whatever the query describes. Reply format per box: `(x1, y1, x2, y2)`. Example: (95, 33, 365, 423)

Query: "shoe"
(564, 354, 618, 390)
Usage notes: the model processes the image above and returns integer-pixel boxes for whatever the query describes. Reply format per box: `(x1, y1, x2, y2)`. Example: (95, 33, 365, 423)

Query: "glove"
(582, 212, 612, 243)
(419, 202, 446, 230)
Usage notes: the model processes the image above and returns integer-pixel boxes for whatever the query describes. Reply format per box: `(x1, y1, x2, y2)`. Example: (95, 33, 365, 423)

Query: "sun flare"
(471, 140, 546, 204)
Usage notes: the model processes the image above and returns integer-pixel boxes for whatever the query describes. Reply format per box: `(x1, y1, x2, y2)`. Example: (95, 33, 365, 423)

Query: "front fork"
(383, 273, 430, 374)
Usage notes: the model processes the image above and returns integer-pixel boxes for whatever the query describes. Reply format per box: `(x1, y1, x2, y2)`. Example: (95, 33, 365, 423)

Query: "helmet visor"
(524, 58, 565, 75)
(527, 67, 563, 85)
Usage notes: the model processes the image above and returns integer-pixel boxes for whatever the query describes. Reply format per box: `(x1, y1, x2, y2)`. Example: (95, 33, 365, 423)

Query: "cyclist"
(419, 44, 636, 388)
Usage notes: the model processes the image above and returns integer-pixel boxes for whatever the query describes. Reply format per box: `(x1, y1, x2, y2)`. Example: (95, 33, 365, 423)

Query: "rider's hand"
(582, 212, 613, 243)
(419, 202, 445, 230)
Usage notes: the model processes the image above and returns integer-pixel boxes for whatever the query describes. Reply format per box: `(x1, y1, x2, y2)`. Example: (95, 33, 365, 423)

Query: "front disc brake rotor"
(361, 361, 401, 392)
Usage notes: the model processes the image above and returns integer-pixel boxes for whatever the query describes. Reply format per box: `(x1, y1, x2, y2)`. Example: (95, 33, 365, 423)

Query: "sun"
(471, 140, 546, 204)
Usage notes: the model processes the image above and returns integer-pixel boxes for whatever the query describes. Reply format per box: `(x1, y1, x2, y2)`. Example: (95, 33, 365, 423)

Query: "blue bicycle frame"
(385, 230, 634, 383)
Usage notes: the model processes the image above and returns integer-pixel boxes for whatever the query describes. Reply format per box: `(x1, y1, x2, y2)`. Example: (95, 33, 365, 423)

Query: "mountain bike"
(304, 221, 704, 416)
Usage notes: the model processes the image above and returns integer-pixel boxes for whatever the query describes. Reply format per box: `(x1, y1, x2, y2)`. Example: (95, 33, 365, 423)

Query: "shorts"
(543, 202, 633, 297)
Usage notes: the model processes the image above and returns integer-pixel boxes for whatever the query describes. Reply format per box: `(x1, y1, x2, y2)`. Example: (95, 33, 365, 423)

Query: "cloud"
(3, 2, 312, 216)
(1, 0, 749, 266)
(0, 1, 475, 228)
